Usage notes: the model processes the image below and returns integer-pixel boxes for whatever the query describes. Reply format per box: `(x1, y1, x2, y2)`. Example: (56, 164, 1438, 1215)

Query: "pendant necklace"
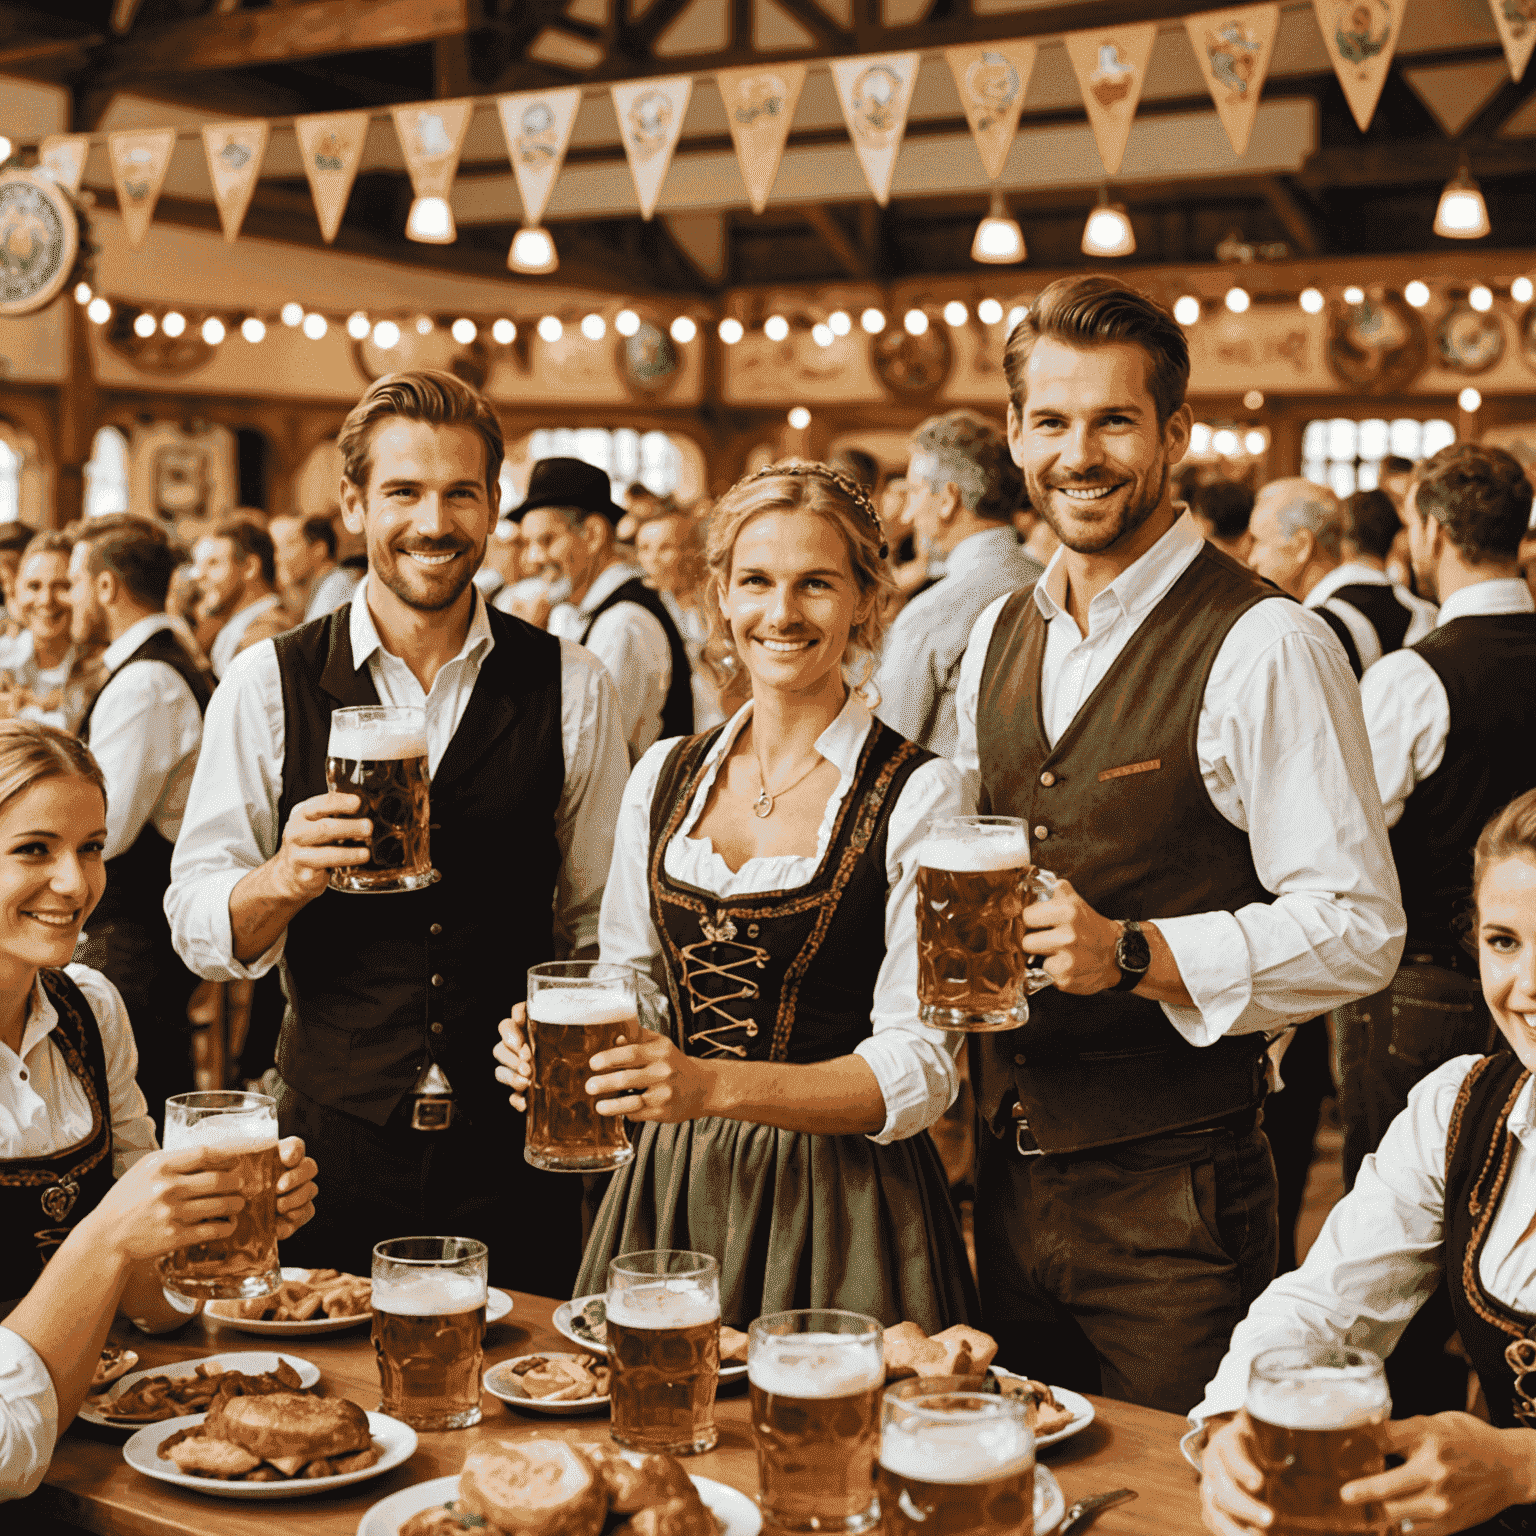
(751, 753, 823, 819)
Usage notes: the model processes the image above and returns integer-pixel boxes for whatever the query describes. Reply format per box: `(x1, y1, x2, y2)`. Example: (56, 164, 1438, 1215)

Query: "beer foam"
(371, 1271, 487, 1316)
(162, 1110, 276, 1156)
(880, 1419, 1033, 1485)
(918, 832, 1030, 873)
(748, 1334, 884, 1398)
(1247, 1371, 1390, 1432)
(529, 988, 636, 1027)
(606, 1281, 720, 1331)
(327, 722, 429, 762)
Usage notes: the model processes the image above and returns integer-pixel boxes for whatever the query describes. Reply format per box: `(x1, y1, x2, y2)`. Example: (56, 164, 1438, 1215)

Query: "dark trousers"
(275, 1078, 588, 1299)
(974, 1116, 1278, 1415)
(1261, 1019, 1333, 1275)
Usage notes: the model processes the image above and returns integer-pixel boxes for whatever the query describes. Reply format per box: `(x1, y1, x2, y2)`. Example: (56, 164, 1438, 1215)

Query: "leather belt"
(1009, 1102, 1256, 1158)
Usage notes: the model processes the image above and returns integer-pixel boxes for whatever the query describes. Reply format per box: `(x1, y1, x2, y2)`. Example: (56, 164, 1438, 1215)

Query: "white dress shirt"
(1304, 561, 1437, 675)
(0, 1325, 55, 1501)
(1361, 577, 1536, 829)
(0, 632, 90, 732)
(90, 615, 204, 862)
(600, 694, 967, 1144)
(208, 593, 282, 680)
(304, 564, 362, 621)
(953, 512, 1405, 1045)
(570, 561, 673, 762)
(166, 575, 630, 980)
(1192, 1053, 1536, 1425)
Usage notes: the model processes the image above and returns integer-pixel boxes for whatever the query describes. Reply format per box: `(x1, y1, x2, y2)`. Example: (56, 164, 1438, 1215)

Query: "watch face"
(1118, 926, 1152, 972)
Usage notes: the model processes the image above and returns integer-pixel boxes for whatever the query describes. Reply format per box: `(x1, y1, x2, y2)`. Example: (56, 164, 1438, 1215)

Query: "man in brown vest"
(953, 276, 1404, 1413)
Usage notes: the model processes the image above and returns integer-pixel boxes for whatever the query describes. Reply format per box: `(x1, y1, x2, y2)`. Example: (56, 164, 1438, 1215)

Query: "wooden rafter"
(1259, 176, 1323, 257)
(800, 205, 870, 277)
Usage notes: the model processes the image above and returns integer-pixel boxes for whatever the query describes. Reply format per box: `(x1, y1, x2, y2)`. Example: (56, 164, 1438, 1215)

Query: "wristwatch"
(1111, 919, 1151, 992)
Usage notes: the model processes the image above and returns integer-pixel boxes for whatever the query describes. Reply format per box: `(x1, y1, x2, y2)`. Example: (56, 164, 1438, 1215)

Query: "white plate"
(1034, 1464, 1065, 1536)
(355, 1472, 762, 1536)
(207, 1268, 372, 1337)
(486, 1288, 513, 1325)
(991, 1369, 1096, 1449)
(483, 1354, 609, 1416)
(553, 1295, 748, 1384)
(80, 1352, 321, 1430)
(125, 1410, 415, 1498)
(1181, 1422, 1207, 1472)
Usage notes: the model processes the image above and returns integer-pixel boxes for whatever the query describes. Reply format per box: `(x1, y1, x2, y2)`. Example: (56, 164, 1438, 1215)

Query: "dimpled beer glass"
(526, 961, 640, 1173)
(1246, 1345, 1392, 1535)
(326, 704, 438, 893)
(159, 1091, 280, 1301)
(916, 815, 1057, 1030)
(372, 1237, 488, 1430)
(877, 1391, 1035, 1536)
(749, 1310, 884, 1533)
(607, 1250, 720, 1455)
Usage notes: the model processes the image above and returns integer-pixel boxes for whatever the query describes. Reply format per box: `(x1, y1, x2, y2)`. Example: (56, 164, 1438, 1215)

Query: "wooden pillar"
(54, 299, 100, 527)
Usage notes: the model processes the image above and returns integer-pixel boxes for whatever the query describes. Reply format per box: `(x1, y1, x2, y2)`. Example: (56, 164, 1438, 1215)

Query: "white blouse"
(598, 694, 969, 1144)
(0, 964, 158, 1177)
(1193, 1053, 1536, 1424)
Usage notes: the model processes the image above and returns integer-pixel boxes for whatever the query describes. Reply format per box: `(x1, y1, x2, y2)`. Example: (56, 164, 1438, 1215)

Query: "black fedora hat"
(508, 457, 628, 526)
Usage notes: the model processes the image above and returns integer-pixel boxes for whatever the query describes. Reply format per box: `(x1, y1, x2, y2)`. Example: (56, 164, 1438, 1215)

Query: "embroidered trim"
(1097, 758, 1162, 783)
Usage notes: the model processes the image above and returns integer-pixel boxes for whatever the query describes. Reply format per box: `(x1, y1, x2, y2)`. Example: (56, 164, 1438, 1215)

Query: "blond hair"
(701, 460, 894, 712)
(0, 720, 108, 818)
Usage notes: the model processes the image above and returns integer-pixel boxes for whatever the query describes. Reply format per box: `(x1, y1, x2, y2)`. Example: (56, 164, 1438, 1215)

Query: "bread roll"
(459, 1440, 608, 1536)
(582, 1443, 695, 1513)
(881, 1322, 947, 1380)
(613, 1493, 718, 1536)
(930, 1325, 999, 1376)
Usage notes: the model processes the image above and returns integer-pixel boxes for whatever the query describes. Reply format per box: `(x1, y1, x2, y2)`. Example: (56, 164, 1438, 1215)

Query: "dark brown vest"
(972, 542, 1282, 1152)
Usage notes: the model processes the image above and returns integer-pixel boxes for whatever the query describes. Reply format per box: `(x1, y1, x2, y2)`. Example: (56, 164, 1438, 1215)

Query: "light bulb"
(1299, 287, 1325, 314)
(1434, 167, 1490, 239)
(0, 137, 12, 162)
(1244, 390, 1264, 410)
(302, 312, 327, 340)
(1212, 429, 1239, 457)
(615, 309, 641, 338)
(241, 317, 266, 343)
(718, 318, 744, 344)
(405, 195, 455, 244)
(1404, 280, 1431, 308)
(859, 308, 885, 335)
(764, 314, 789, 342)
(812, 323, 834, 348)
(1006, 304, 1028, 331)
(1513, 276, 1534, 304)
(450, 318, 475, 344)
(508, 226, 558, 274)
(87, 297, 111, 324)
(943, 301, 968, 327)
(1081, 199, 1135, 258)
(670, 315, 697, 344)
(415, 316, 433, 336)
(492, 318, 516, 344)
(903, 308, 929, 336)
(787, 406, 811, 430)
(1225, 287, 1250, 314)
(972, 191, 1025, 264)
(1469, 285, 1493, 313)
(347, 311, 370, 339)
(1343, 285, 1364, 305)
(161, 311, 186, 338)
(977, 298, 1003, 325)
(1173, 295, 1200, 326)
(1244, 430, 1268, 455)
(372, 319, 401, 349)
(1190, 423, 1213, 456)
(201, 317, 225, 345)
(538, 315, 563, 343)
(828, 310, 852, 336)
(281, 302, 304, 327)
(73, 281, 92, 305)
(581, 313, 606, 341)
(1459, 386, 1482, 412)
(133, 312, 157, 338)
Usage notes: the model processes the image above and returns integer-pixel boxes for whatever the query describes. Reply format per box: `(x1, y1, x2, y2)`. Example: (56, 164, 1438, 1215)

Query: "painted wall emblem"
(0, 170, 78, 316)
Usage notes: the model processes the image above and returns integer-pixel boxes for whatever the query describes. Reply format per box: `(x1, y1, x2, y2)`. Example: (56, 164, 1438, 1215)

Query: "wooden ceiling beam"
(1258, 176, 1323, 257)
(1296, 140, 1536, 190)
(799, 205, 870, 278)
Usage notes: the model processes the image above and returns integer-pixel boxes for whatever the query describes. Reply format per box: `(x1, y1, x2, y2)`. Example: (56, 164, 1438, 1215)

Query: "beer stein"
(158, 1090, 280, 1301)
(607, 1249, 720, 1455)
(371, 1236, 488, 1430)
(326, 704, 439, 893)
(877, 1389, 1035, 1536)
(748, 1309, 883, 1533)
(1245, 1344, 1391, 1535)
(525, 961, 642, 1172)
(916, 814, 1058, 1030)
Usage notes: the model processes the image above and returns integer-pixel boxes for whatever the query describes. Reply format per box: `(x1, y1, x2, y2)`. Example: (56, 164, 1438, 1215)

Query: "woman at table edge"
(1195, 785, 1536, 1536)
(0, 721, 319, 1501)
(495, 460, 977, 1330)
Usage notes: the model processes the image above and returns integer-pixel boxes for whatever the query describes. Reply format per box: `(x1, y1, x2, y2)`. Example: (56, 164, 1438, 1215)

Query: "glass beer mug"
(916, 815, 1057, 1030)
(326, 704, 439, 893)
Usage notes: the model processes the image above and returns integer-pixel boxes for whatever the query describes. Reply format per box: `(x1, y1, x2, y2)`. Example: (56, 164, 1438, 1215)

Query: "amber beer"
(607, 1250, 720, 1455)
(326, 704, 438, 893)
(1245, 1347, 1392, 1535)
(159, 1091, 280, 1301)
(877, 1391, 1035, 1536)
(917, 816, 1054, 1030)
(748, 1310, 883, 1533)
(525, 962, 639, 1173)
(371, 1237, 488, 1431)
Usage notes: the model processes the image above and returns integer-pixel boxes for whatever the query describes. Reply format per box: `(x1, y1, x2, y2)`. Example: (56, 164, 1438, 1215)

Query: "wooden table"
(23, 1294, 1204, 1534)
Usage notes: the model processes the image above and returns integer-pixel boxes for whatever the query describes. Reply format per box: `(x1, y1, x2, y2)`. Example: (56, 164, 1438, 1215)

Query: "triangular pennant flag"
(391, 98, 474, 200)
(38, 134, 89, 195)
(944, 42, 1037, 182)
(611, 76, 693, 220)
(830, 52, 921, 207)
(294, 110, 370, 243)
(1184, 6, 1280, 157)
(1313, 0, 1408, 133)
(716, 64, 806, 214)
(107, 128, 176, 248)
(1063, 23, 1158, 177)
(1488, 0, 1536, 83)
(497, 88, 581, 227)
(201, 120, 268, 242)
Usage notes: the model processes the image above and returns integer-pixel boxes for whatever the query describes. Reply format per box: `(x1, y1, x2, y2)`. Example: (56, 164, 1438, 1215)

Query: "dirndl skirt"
(574, 1116, 979, 1332)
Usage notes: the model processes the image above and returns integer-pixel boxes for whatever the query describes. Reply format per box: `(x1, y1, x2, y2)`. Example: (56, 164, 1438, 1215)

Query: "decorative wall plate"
(0, 169, 79, 316)
(618, 317, 680, 398)
(1324, 289, 1427, 393)
(870, 321, 953, 401)
(1435, 302, 1505, 374)
(1518, 304, 1536, 376)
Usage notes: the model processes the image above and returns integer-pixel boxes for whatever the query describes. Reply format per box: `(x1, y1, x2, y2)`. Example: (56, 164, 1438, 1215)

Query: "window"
(0, 440, 18, 524)
(84, 426, 131, 519)
(1301, 417, 1455, 499)
(525, 427, 682, 500)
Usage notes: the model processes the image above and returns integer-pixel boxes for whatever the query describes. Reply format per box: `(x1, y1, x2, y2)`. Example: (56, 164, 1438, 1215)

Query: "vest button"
(1033, 825, 1049, 841)
(431, 974, 445, 988)
(430, 1021, 444, 1035)
(1013, 1054, 1026, 1066)
(1040, 772, 1055, 787)
(429, 923, 443, 937)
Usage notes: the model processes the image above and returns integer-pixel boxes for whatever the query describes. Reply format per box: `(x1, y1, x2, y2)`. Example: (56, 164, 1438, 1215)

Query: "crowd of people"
(1, 272, 1535, 1534)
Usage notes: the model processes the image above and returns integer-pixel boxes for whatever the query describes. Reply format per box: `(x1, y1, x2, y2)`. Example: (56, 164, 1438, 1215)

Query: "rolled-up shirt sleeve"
(0, 1326, 57, 1501)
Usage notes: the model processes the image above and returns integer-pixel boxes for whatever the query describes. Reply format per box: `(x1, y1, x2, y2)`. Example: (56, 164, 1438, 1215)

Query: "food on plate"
(996, 1377, 1077, 1437)
(881, 1321, 999, 1380)
(100, 1358, 305, 1423)
(509, 1354, 611, 1402)
(91, 1346, 137, 1391)
(716, 1326, 748, 1365)
(613, 1495, 718, 1536)
(584, 1443, 695, 1512)
(228, 1268, 372, 1322)
(156, 1392, 379, 1482)
(570, 1297, 608, 1346)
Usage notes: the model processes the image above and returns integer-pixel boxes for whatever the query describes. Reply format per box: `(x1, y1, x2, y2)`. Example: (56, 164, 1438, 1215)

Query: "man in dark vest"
(166, 371, 631, 1292)
(953, 275, 1405, 1413)
(69, 515, 212, 1131)
(513, 458, 693, 762)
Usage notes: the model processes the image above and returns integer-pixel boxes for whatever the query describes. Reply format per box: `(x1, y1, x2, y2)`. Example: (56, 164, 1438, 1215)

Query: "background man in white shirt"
(513, 457, 693, 760)
(269, 511, 362, 621)
(165, 371, 630, 1294)
(68, 515, 210, 1129)
(955, 275, 1403, 1414)
(195, 515, 282, 679)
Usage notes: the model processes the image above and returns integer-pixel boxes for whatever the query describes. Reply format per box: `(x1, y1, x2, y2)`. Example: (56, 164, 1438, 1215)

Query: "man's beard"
(376, 539, 484, 613)
(1027, 457, 1169, 556)
(72, 601, 108, 647)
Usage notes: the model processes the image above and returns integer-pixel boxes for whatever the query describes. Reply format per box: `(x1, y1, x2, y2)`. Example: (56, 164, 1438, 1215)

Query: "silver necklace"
(751, 754, 823, 819)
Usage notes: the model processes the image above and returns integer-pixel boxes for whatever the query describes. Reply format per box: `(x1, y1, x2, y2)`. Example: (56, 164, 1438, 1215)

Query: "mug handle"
(1024, 868, 1059, 996)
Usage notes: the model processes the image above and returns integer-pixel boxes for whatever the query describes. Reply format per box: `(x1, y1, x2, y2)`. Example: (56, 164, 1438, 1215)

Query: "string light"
(1225, 287, 1250, 314)
(1404, 280, 1431, 308)
(302, 312, 327, 340)
(537, 315, 563, 343)
(903, 308, 929, 336)
(1469, 284, 1493, 312)
(346, 311, 370, 339)
(943, 300, 968, 327)
(812, 323, 834, 348)
(1459, 386, 1482, 412)
(1434, 164, 1490, 239)
(161, 311, 186, 338)
(492, 318, 516, 344)
(0, 137, 12, 161)
(1245, 430, 1268, 455)
(1299, 287, 1325, 314)
(86, 297, 112, 324)
(415, 316, 433, 335)
(787, 407, 811, 430)
(201, 317, 225, 345)
(977, 298, 1003, 325)
(615, 309, 641, 337)
(508, 226, 558, 274)
(1244, 390, 1264, 410)
(405, 196, 454, 244)
(718, 318, 744, 344)
(73, 282, 92, 305)
(1006, 304, 1028, 331)
(828, 310, 852, 336)
(451, 318, 476, 343)
(372, 319, 400, 349)
(281, 302, 304, 327)
(670, 315, 697, 344)
(1173, 295, 1200, 325)
(1513, 276, 1534, 304)
(133, 312, 157, 338)
(1342, 285, 1364, 305)
(241, 317, 266, 343)
(581, 313, 606, 341)
(1212, 429, 1239, 456)
(859, 308, 885, 335)
(764, 314, 789, 341)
